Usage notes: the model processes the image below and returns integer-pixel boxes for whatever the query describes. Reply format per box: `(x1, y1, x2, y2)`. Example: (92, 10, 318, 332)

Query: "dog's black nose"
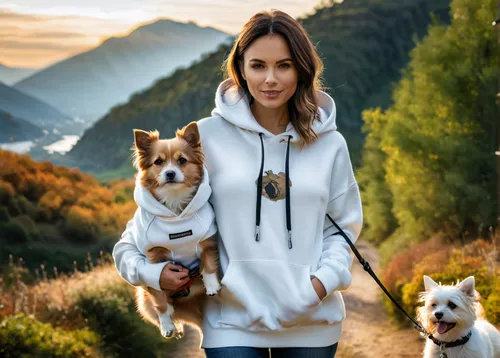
(166, 171, 176, 179)
(435, 312, 444, 320)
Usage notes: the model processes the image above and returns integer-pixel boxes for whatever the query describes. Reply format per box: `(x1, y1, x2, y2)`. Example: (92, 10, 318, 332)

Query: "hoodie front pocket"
(217, 260, 322, 331)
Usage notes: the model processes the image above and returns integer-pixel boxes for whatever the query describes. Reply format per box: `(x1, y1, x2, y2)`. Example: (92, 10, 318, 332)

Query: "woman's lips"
(261, 90, 282, 99)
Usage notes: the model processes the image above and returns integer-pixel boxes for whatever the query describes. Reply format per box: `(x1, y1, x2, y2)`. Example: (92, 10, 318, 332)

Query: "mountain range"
(0, 109, 44, 143)
(13, 20, 230, 124)
(68, 0, 451, 173)
(0, 63, 36, 85)
(0, 82, 74, 133)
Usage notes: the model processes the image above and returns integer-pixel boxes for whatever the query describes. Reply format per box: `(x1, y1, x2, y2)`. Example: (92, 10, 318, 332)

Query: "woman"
(194, 9, 362, 357)
(115, 9, 363, 358)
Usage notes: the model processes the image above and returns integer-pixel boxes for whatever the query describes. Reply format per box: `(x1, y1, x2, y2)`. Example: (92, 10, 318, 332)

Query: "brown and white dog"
(132, 121, 220, 339)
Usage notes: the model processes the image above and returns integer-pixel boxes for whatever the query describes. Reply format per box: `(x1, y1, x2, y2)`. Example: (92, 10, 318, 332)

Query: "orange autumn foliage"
(0, 149, 136, 242)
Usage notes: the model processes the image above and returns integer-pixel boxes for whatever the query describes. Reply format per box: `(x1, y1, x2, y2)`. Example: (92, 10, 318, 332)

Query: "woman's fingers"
(173, 270, 190, 282)
(160, 264, 189, 290)
(166, 263, 187, 272)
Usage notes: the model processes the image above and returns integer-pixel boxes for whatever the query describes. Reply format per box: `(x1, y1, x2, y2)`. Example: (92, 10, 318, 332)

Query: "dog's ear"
(134, 129, 158, 152)
(423, 275, 439, 291)
(177, 121, 200, 148)
(457, 276, 475, 297)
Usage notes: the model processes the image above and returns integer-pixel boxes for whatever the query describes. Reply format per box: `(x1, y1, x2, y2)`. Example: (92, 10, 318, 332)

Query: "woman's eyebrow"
(249, 58, 293, 63)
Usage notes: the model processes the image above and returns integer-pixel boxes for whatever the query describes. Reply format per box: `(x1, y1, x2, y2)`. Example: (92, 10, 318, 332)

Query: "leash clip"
(414, 323, 428, 337)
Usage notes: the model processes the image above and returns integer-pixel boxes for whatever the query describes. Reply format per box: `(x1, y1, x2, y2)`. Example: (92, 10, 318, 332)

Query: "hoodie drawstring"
(254, 133, 293, 249)
(255, 133, 265, 242)
(285, 135, 292, 249)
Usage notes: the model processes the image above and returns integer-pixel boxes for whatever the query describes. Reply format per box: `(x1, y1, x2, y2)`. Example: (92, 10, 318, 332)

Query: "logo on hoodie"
(257, 170, 292, 202)
(169, 230, 193, 240)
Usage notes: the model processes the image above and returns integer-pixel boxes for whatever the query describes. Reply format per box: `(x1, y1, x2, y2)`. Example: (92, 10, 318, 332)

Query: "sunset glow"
(1, 0, 321, 69)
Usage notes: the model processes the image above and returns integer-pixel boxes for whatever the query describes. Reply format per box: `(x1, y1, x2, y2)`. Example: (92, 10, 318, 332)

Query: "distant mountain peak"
(130, 18, 226, 37)
(13, 17, 230, 121)
(0, 63, 38, 86)
(97, 18, 227, 48)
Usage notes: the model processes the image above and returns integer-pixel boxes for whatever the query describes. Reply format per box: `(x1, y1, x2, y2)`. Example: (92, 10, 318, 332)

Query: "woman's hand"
(311, 276, 327, 301)
(159, 263, 191, 291)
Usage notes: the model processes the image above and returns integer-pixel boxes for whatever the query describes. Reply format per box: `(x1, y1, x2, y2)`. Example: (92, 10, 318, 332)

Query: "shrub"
(12, 215, 40, 240)
(0, 313, 99, 357)
(0, 221, 30, 245)
(62, 206, 99, 243)
(0, 181, 14, 206)
(74, 281, 173, 357)
(0, 206, 10, 222)
(483, 280, 500, 323)
(8, 196, 41, 220)
(383, 238, 499, 326)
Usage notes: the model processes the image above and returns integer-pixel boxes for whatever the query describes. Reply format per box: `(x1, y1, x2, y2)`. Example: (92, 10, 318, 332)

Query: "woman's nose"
(265, 70, 277, 85)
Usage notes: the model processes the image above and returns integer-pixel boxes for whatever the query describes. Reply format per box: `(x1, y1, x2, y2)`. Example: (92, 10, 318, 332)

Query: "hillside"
(69, 0, 451, 172)
(14, 19, 230, 123)
(0, 150, 136, 272)
(0, 82, 76, 134)
(0, 63, 36, 86)
(0, 110, 44, 143)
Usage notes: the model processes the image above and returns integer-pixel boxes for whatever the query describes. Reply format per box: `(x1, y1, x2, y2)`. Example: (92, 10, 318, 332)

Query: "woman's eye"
(251, 64, 264, 69)
(279, 63, 291, 68)
(154, 158, 163, 165)
(448, 302, 457, 309)
(178, 157, 187, 165)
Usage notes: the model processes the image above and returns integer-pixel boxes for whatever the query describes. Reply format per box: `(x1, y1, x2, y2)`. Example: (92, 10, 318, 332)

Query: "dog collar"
(429, 330, 472, 348)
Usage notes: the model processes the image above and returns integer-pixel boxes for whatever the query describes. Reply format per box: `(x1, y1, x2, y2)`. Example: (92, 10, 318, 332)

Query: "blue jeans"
(205, 343, 338, 358)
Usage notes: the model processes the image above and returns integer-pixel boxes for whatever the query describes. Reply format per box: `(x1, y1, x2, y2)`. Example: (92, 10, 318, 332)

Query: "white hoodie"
(113, 166, 217, 291)
(196, 80, 363, 348)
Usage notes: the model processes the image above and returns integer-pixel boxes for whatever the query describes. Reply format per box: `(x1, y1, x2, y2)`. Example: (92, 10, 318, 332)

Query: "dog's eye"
(178, 157, 187, 165)
(431, 303, 437, 307)
(154, 158, 163, 165)
(448, 302, 457, 309)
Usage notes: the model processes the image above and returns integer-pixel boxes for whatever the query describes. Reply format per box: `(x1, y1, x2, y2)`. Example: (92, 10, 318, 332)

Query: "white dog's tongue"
(438, 322, 453, 334)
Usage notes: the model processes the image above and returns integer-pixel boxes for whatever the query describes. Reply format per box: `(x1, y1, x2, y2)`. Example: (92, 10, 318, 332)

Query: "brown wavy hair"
(222, 9, 325, 148)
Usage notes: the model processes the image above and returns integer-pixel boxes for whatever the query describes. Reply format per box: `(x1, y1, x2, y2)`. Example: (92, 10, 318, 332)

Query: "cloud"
(0, 40, 85, 51)
(0, 8, 47, 21)
(0, 0, 319, 67)
(26, 31, 88, 39)
(0, 24, 22, 33)
(0, 8, 128, 67)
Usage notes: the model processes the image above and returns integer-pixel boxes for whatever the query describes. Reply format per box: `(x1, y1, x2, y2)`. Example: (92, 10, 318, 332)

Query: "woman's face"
(240, 34, 298, 110)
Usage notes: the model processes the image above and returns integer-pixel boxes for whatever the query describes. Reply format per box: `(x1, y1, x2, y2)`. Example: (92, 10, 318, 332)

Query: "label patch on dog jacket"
(169, 230, 193, 240)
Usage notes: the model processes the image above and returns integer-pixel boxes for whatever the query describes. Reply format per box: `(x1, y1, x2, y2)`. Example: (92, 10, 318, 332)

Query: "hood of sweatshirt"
(210, 79, 338, 249)
(211, 79, 337, 141)
(133, 166, 212, 219)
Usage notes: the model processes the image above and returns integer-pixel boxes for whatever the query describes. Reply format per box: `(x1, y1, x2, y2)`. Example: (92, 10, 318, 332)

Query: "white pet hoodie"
(196, 80, 363, 348)
(113, 166, 217, 291)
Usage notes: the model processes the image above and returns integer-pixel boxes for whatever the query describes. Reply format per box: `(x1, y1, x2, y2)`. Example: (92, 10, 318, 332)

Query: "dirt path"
(168, 240, 425, 357)
(337, 240, 424, 357)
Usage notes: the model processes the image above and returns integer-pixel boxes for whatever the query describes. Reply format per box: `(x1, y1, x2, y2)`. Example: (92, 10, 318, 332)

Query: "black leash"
(326, 214, 432, 338)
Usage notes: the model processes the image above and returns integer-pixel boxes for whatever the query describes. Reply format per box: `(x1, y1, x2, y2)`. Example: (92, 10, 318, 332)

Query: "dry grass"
(0, 252, 129, 329)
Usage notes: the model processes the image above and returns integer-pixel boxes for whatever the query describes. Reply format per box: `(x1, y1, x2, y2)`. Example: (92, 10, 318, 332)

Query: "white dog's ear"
(457, 276, 475, 297)
(423, 275, 439, 291)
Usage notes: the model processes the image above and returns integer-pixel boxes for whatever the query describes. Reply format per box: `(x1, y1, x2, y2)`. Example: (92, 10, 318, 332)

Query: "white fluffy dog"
(417, 275, 500, 358)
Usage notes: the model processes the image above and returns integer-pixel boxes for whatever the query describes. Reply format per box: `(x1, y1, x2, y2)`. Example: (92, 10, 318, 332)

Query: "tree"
(362, 0, 500, 246)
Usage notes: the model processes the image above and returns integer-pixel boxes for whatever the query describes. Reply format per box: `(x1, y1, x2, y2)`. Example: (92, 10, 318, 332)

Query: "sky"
(0, 0, 328, 69)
